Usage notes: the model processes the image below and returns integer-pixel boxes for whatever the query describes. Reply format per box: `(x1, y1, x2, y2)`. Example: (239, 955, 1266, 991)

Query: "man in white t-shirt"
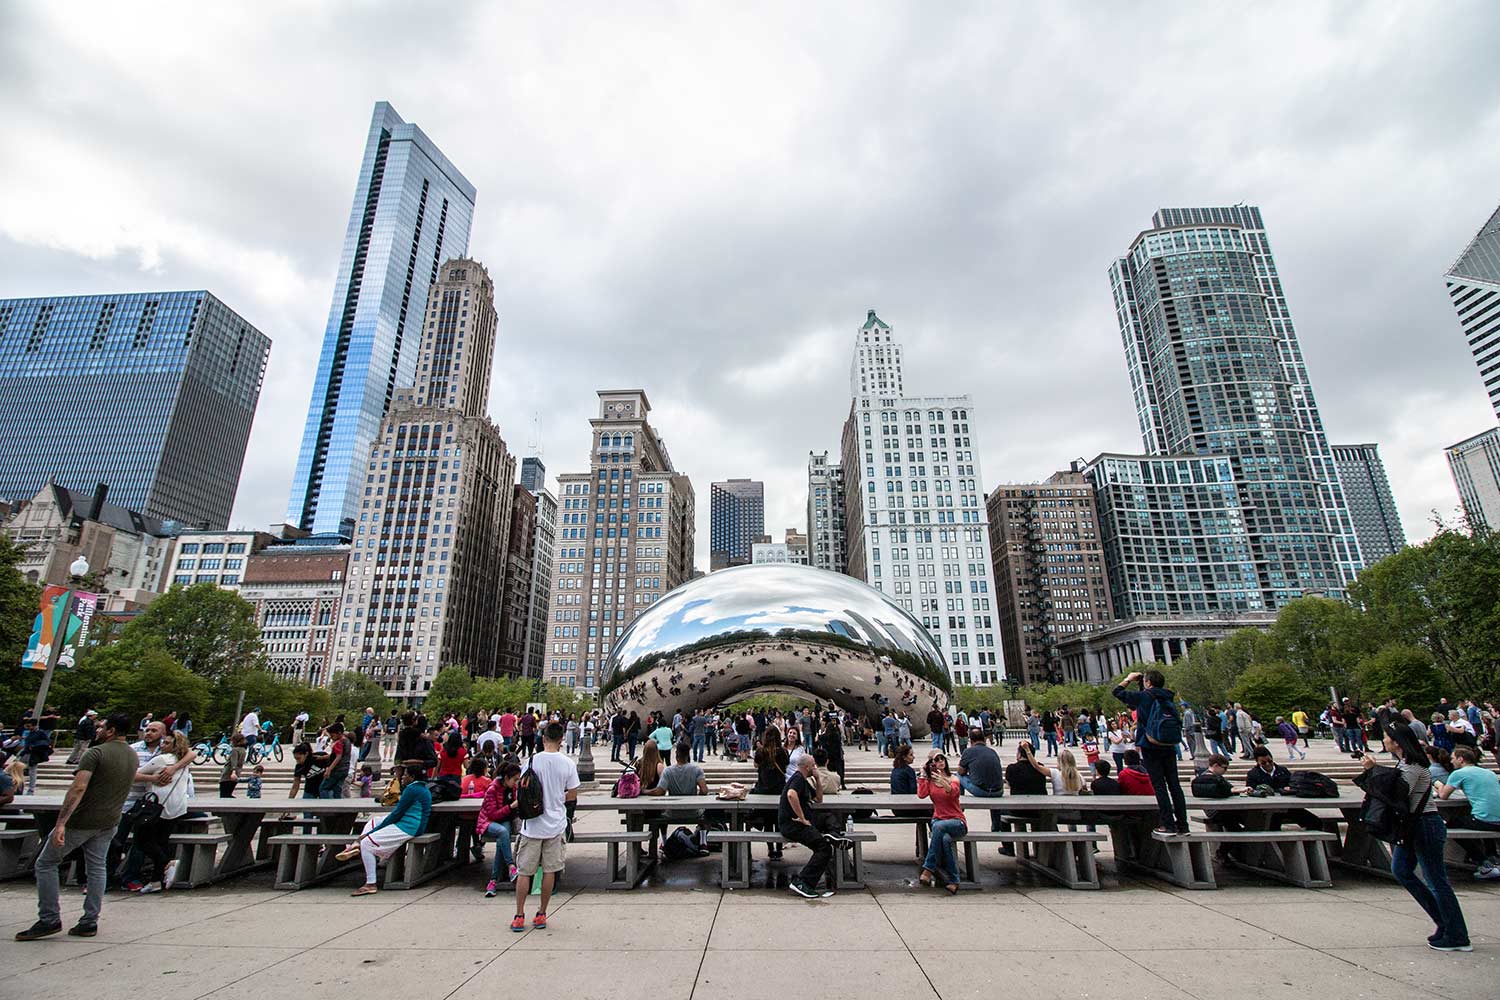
(512, 722, 579, 933)
(239, 709, 261, 748)
(476, 720, 503, 755)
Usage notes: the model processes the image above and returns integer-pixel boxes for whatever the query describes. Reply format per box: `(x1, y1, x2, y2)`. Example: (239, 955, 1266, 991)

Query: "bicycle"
(247, 732, 283, 764)
(193, 732, 232, 765)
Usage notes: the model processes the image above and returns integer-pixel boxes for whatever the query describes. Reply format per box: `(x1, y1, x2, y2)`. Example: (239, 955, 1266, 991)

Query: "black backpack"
(427, 774, 462, 803)
(516, 765, 545, 820)
(1287, 771, 1338, 799)
(662, 826, 702, 861)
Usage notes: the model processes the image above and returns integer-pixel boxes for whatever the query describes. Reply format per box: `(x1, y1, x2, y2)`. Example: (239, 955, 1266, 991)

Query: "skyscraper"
(986, 468, 1114, 685)
(1110, 210, 1346, 606)
(1446, 427, 1500, 531)
(807, 451, 846, 573)
(497, 485, 537, 676)
(544, 390, 695, 691)
(709, 478, 764, 570)
(523, 488, 557, 678)
(1145, 206, 1363, 586)
(1445, 204, 1500, 420)
(0, 290, 269, 529)
(839, 310, 1002, 686)
(520, 456, 546, 494)
(287, 102, 475, 538)
(332, 260, 515, 698)
(1330, 443, 1405, 564)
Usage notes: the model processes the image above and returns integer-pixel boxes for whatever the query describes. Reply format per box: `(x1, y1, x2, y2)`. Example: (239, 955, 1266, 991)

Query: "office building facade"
(1446, 426, 1500, 530)
(709, 479, 765, 570)
(333, 260, 515, 699)
(0, 290, 268, 529)
(240, 544, 350, 687)
(807, 451, 846, 573)
(839, 310, 1002, 686)
(986, 468, 1114, 685)
(1330, 443, 1405, 565)
(1445, 204, 1500, 420)
(287, 102, 476, 538)
(1110, 211, 1345, 607)
(520, 456, 546, 494)
(544, 390, 696, 690)
(497, 485, 537, 676)
(165, 530, 276, 589)
(523, 488, 557, 678)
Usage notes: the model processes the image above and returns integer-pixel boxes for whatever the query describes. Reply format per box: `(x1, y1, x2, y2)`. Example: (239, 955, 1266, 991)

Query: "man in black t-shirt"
(957, 731, 1004, 831)
(779, 755, 834, 898)
(1005, 742, 1047, 796)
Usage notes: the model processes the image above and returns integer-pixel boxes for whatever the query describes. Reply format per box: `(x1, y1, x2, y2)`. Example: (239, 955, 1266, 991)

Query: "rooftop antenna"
(527, 411, 542, 459)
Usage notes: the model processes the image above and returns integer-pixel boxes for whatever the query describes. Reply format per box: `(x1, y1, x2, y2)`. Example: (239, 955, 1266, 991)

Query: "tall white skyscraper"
(839, 310, 1003, 686)
(1446, 204, 1500, 421)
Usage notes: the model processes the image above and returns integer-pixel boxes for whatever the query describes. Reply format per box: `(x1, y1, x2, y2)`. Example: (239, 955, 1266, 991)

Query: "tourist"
(1425, 745, 1453, 784)
(880, 709, 897, 757)
(67, 709, 97, 765)
(650, 716, 673, 759)
(1113, 670, 1189, 835)
(813, 747, 841, 795)
(1361, 712, 1469, 951)
(1435, 745, 1500, 878)
(338, 765, 432, 897)
(780, 754, 834, 899)
(1088, 759, 1120, 795)
(784, 727, 806, 780)
(477, 719, 503, 759)
(565, 714, 579, 755)
(512, 722, 580, 931)
(1007, 742, 1047, 796)
(818, 713, 846, 782)
(890, 743, 918, 794)
(896, 711, 912, 749)
(1106, 717, 1130, 770)
(219, 732, 247, 797)
(635, 740, 666, 858)
(1291, 706, 1311, 748)
(1275, 717, 1306, 761)
(16, 713, 135, 941)
(609, 710, 627, 763)
(461, 756, 492, 798)
(477, 760, 522, 894)
(627, 711, 643, 761)
(16, 718, 51, 795)
(956, 729, 1004, 832)
(1026, 710, 1042, 751)
(1116, 749, 1155, 795)
(1402, 710, 1430, 744)
(246, 763, 264, 798)
(917, 751, 964, 894)
(1192, 753, 1246, 861)
(498, 708, 518, 751)
(122, 730, 193, 893)
(752, 727, 789, 859)
(1204, 706, 1226, 758)
(1233, 704, 1254, 760)
(239, 706, 261, 749)
(1045, 748, 1085, 796)
(1040, 709, 1058, 756)
(316, 721, 353, 797)
(437, 730, 467, 778)
(519, 708, 539, 758)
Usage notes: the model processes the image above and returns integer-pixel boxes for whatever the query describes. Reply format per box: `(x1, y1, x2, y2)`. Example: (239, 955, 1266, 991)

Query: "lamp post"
(32, 554, 90, 719)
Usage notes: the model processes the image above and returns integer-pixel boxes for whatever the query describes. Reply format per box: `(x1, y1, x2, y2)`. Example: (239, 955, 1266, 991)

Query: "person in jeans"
(917, 751, 965, 894)
(1435, 745, 1500, 878)
(219, 732, 246, 797)
(67, 709, 97, 765)
(1112, 670, 1189, 835)
(317, 721, 352, 797)
(956, 730, 1005, 831)
(779, 753, 840, 899)
(16, 713, 136, 941)
(1363, 712, 1469, 951)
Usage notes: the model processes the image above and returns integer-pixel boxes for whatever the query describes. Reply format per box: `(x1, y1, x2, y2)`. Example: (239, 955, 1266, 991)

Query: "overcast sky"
(2, 3, 1497, 565)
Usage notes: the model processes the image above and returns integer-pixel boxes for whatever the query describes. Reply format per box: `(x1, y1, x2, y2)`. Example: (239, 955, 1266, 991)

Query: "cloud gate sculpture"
(600, 564, 952, 736)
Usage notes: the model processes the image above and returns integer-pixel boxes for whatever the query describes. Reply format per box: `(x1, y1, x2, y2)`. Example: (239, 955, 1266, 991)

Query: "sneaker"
(508, 864, 519, 883)
(68, 922, 97, 937)
(532, 912, 547, 930)
(121, 881, 144, 893)
(1474, 864, 1500, 880)
(510, 915, 526, 933)
(139, 883, 162, 894)
(1428, 930, 1444, 944)
(1429, 939, 1473, 952)
(14, 921, 62, 941)
(162, 860, 178, 890)
(823, 832, 855, 847)
(485, 880, 498, 898)
(788, 880, 818, 899)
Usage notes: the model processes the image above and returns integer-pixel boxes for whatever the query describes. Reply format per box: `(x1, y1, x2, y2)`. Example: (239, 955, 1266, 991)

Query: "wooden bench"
(268, 831, 442, 890)
(1144, 829, 1337, 889)
(706, 829, 876, 890)
(168, 832, 234, 888)
(570, 830, 652, 889)
(0, 827, 38, 880)
(955, 829, 1106, 890)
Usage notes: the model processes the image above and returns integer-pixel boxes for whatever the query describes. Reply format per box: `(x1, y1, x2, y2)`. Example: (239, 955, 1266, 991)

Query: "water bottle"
(845, 815, 854, 836)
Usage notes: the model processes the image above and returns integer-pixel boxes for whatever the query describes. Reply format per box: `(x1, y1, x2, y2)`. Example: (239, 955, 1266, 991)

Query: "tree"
(0, 535, 43, 721)
(1259, 595, 1375, 698)
(130, 583, 266, 682)
(1350, 527, 1500, 700)
(49, 634, 210, 723)
(423, 665, 475, 717)
(1355, 644, 1450, 710)
(1228, 661, 1322, 723)
(1162, 629, 1260, 710)
(328, 670, 393, 718)
(209, 667, 331, 738)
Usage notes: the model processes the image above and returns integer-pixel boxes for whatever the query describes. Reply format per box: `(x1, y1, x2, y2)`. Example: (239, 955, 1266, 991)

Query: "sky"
(2, 3, 1498, 566)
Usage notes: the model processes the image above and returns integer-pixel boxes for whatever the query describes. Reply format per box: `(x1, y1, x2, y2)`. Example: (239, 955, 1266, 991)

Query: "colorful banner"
(21, 586, 99, 671)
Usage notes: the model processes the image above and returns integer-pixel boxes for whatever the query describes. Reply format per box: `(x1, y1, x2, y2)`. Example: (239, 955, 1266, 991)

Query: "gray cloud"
(1, 2, 1496, 561)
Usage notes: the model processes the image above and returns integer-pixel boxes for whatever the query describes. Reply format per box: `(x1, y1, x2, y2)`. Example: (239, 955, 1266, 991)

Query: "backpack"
(516, 765, 546, 820)
(1287, 770, 1338, 799)
(1142, 694, 1183, 747)
(428, 774, 462, 803)
(662, 826, 703, 861)
(613, 765, 641, 799)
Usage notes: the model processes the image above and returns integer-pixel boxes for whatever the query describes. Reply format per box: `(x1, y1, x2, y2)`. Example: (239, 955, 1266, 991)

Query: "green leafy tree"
(328, 670, 393, 718)
(422, 665, 476, 717)
(130, 583, 266, 682)
(1355, 644, 1450, 710)
(1259, 595, 1374, 698)
(209, 668, 332, 738)
(0, 536, 44, 721)
(1163, 629, 1261, 711)
(48, 634, 210, 723)
(1350, 527, 1500, 700)
(1228, 661, 1323, 723)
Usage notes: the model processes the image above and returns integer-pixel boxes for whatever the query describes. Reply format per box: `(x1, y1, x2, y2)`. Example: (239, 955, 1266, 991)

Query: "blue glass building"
(0, 290, 269, 528)
(286, 101, 475, 538)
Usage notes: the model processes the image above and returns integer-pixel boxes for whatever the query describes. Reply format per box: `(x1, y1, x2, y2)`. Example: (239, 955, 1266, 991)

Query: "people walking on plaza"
(338, 764, 432, 896)
(122, 730, 193, 893)
(67, 709, 97, 765)
(512, 722, 580, 931)
(896, 711, 912, 749)
(1360, 711, 1469, 951)
(16, 713, 136, 941)
(1113, 671, 1188, 834)
(17, 718, 52, 794)
(1276, 717, 1306, 761)
(917, 751, 965, 894)
(477, 760, 522, 893)
(780, 753, 834, 899)
(219, 732, 246, 797)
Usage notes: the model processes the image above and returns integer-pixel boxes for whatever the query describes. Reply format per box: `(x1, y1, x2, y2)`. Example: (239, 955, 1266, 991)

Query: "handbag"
(126, 791, 164, 824)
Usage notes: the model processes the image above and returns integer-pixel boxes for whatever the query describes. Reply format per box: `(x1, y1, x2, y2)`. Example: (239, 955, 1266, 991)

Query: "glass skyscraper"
(709, 478, 764, 569)
(1445, 203, 1500, 421)
(1330, 443, 1405, 564)
(0, 290, 269, 529)
(287, 101, 475, 538)
(1110, 212, 1344, 607)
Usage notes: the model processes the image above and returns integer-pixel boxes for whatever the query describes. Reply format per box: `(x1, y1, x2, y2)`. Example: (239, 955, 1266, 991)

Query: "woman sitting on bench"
(338, 766, 431, 896)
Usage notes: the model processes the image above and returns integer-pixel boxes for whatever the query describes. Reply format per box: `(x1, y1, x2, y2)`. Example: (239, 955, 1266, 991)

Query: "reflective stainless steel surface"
(601, 564, 951, 734)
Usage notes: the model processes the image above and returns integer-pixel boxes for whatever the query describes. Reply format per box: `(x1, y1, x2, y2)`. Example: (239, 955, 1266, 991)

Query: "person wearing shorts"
(512, 722, 579, 932)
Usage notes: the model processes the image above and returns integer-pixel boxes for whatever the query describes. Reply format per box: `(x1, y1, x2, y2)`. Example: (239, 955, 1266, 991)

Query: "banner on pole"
(21, 586, 99, 671)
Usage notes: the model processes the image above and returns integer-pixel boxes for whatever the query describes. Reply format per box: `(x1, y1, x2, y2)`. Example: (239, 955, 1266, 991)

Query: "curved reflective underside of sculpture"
(600, 564, 951, 734)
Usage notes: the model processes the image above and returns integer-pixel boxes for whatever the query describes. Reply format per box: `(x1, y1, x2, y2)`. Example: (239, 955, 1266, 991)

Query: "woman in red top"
(460, 756, 492, 798)
(437, 730, 467, 778)
(917, 751, 965, 894)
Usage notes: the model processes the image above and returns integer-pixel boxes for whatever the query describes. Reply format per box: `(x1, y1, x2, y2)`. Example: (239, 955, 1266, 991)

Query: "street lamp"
(31, 554, 90, 718)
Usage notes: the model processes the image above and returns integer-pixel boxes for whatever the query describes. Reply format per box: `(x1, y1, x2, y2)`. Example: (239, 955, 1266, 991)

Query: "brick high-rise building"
(497, 485, 537, 676)
(240, 543, 350, 687)
(986, 468, 1114, 685)
(333, 259, 516, 700)
(544, 390, 695, 691)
